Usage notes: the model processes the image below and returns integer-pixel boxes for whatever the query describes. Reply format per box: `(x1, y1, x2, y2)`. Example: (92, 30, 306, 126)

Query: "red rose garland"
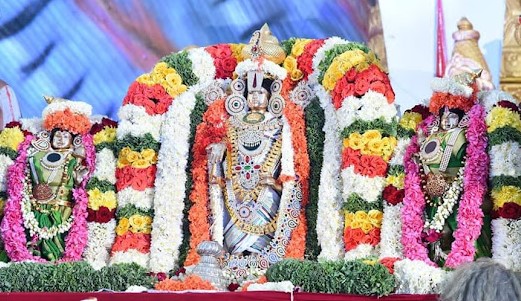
(122, 82, 173, 115)
(205, 44, 238, 79)
(297, 39, 325, 80)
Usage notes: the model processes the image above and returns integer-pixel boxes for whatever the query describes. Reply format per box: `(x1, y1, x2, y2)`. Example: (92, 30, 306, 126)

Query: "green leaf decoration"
(304, 97, 325, 260)
(161, 51, 199, 87)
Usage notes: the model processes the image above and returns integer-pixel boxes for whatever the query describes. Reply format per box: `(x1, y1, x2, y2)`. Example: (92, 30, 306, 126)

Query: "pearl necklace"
(423, 166, 465, 233)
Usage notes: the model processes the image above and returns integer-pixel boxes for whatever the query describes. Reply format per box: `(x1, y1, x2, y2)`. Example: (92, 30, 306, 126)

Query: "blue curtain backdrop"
(0, 0, 371, 119)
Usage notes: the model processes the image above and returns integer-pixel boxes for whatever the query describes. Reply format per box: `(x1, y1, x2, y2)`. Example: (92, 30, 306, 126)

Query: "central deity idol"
(206, 25, 291, 256)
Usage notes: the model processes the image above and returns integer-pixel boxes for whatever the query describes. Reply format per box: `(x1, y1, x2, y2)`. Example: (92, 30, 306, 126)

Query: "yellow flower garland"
(399, 112, 423, 132)
(486, 106, 521, 133)
(87, 188, 117, 210)
(322, 49, 382, 91)
(492, 186, 521, 210)
(282, 39, 311, 82)
(344, 210, 383, 234)
(230, 43, 245, 62)
(137, 62, 187, 98)
(386, 174, 405, 189)
(93, 128, 117, 145)
(343, 131, 397, 161)
(0, 127, 25, 151)
(117, 147, 158, 168)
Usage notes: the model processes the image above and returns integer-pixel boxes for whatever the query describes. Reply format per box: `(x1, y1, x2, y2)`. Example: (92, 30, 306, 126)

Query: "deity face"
(440, 109, 460, 130)
(247, 88, 270, 113)
(51, 130, 73, 149)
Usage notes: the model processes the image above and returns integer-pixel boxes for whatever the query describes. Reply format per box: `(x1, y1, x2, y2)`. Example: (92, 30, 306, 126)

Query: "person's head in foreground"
(440, 258, 521, 301)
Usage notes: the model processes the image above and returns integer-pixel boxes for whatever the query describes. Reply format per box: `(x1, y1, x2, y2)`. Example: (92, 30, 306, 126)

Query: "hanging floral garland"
(313, 37, 351, 260)
(380, 105, 430, 258)
(486, 99, 521, 271)
(83, 118, 118, 269)
(110, 61, 181, 267)
(0, 123, 28, 260)
(314, 41, 397, 259)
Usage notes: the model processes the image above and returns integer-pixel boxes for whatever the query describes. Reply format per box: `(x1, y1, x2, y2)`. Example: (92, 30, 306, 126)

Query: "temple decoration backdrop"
(0, 0, 385, 119)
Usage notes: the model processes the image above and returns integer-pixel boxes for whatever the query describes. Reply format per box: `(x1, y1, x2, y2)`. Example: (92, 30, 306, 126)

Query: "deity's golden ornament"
(241, 24, 286, 64)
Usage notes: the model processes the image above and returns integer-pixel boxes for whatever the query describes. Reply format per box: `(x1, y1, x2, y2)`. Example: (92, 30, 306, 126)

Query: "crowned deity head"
(429, 69, 482, 116)
(226, 24, 287, 121)
(439, 107, 465, 131)
(50, 128, 74, 150)
(42, 96, 92, 136)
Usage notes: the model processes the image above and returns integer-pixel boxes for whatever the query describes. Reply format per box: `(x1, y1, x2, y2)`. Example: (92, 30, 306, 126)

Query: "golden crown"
(241, 24, 286, 64)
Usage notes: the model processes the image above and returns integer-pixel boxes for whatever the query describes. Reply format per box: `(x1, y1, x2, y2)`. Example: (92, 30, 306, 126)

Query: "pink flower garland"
(445, 104, 488, 267)
(401, 105, 489, 268)
(401, 116, 435, 266)
(0, 135, 41, 261)
(0, 134, 95, 262)
(61, 134, 95, 261)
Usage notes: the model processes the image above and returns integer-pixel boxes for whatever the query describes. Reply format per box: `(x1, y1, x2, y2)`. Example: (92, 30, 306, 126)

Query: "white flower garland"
(389, 138, 410, 166)
(315, 86, 344, 260)
(308, 37, 349, 86)
(149, 90, 197, 273)
(21, 182, 74, 240)
(117, 187, 154, 210)
(84, 220, 117, 270)
(489, 142, 521, 177)
(280, 117, 295, 177)
(188, 48, 216, 85)
(247, 281, 295, 293)
(379, 203, 403, 258)
(0, 154, 14, 191)
(111, 101, 161, 267)
(42, 100, 92, 119)
(235, 59, 287, 80)
(92, 148, 117, 184)
(117, 105, 164, 141)
(431, 77, 473, 98)
(341, 166, 386, 204)
(110, 249, 149, 268)
(343, 244, 376, 260)
(336, 91, 398, 130)
(379, 137, 409, 259)
(492, 218, 521, 271)
(394, 259, 450, 294)
(20, 118, 42, 134)
(84, 137, 117, 269)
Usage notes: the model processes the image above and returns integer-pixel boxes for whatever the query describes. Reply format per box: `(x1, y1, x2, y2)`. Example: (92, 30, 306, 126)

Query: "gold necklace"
(226, 123, 282, 203)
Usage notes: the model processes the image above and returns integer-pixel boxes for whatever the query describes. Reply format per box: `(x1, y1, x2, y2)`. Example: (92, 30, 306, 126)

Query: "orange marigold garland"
(428, 89, 478, 114)
(155, 274, 215, 291)
(283, 101, 309, 259)
(43, 108, 91, 135)
(185, 99, 228, 266)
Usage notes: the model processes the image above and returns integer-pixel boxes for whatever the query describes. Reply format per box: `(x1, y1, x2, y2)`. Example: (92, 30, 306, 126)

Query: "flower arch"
(111, 37, 398, 272)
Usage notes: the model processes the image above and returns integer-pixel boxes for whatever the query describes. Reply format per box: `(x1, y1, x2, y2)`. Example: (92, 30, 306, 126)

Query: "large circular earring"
(268, 80, 285, 117)
(225, 78, 247, 116)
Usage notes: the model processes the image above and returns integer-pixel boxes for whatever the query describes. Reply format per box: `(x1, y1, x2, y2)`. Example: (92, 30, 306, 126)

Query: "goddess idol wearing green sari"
(1, 96, 93, 262)
(415, 72, 491, 266)
(27, 128, 88, 260)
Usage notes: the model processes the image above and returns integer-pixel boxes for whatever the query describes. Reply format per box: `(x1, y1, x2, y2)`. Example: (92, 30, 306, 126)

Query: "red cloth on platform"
(1, 291, 438, 301)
